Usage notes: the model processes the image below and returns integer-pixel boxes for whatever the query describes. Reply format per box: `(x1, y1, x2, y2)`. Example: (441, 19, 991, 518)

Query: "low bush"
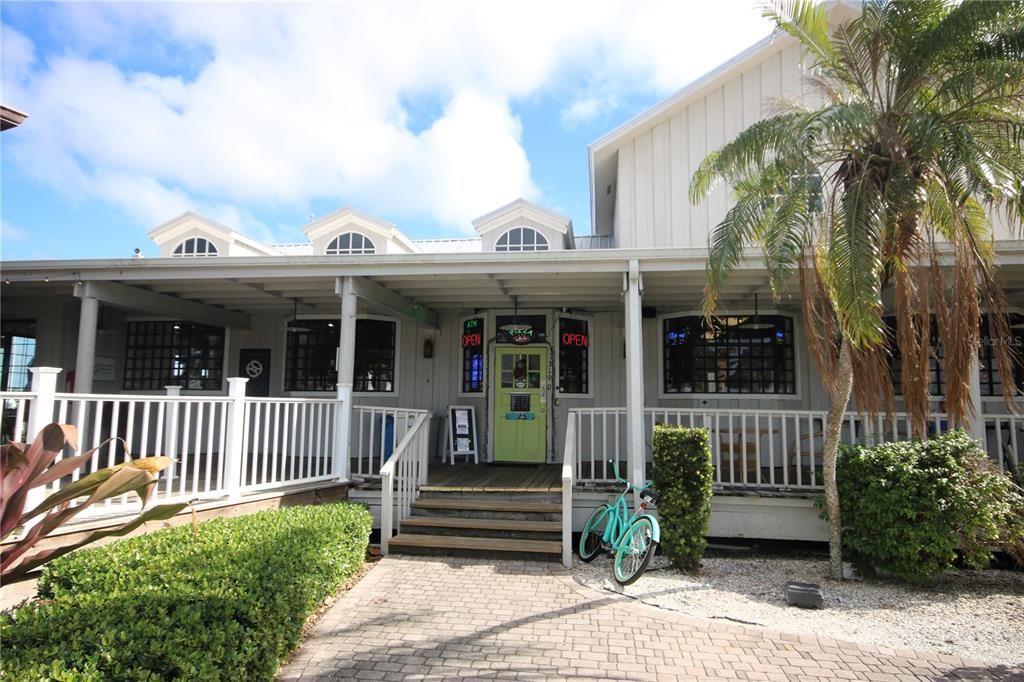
(838, 430, 1024, 582)
(651, 425, 713, 571)
(1, 502, 372, 681)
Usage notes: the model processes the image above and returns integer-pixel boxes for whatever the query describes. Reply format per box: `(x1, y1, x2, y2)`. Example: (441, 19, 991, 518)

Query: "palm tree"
(690, 0, 1024, 579)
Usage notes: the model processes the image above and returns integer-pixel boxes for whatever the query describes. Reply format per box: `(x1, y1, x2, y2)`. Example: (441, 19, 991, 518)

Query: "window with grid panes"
(558, 317, 589, 394)
(662, 315, 795, 394)
(124, 321, 224, 391)
(284, 318, 397, 392)
(0, 320, 36, 391)
(495, 227, 548, 252)
(884, 317, 945, 396)
(461, 317, 485, 393)
(979, 313, 1024, 397)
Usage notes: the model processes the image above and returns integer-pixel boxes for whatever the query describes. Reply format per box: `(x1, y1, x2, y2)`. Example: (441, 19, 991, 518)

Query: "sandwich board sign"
(447, 405, 478, 464)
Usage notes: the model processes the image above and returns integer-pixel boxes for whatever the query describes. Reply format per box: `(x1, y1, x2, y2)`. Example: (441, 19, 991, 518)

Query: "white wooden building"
(3, 3, 1022, 563)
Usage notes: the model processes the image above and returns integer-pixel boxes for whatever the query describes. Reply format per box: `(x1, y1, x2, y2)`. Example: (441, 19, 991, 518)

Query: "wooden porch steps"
(389, 490, 563, 560)
(400, 516, 560, 533)
(410, 498, 561, 514)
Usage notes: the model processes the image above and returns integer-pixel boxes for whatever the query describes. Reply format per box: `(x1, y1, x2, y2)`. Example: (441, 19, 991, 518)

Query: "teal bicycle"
(578, 460, 661, 585)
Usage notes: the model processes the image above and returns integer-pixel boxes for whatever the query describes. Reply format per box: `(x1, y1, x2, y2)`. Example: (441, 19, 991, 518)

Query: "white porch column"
(74, 293, 99, 394)
(968, 353, 985, 443)
(223, 377, 249, 499)
(334, 277, 357, 482)
(624, 260, 646, 490)
(25, 367, 61, 514)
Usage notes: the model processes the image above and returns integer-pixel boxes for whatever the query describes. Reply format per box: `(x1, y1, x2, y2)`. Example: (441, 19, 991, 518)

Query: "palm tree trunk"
(823, 337, 853, 580)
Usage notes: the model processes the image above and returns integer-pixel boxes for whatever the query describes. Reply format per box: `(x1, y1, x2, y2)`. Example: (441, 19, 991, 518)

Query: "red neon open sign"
(462, 333, 482, 348)
(561, 332, 589, 348)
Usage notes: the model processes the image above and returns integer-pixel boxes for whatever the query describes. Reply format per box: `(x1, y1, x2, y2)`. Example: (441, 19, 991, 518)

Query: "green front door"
(493, 347, 547, 463)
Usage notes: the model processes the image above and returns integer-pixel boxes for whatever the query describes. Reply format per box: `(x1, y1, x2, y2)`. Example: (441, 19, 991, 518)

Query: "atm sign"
(561, 332, 589, 348)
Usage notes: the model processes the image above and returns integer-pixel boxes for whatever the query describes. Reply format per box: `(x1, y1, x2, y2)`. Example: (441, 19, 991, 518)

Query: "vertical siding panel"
(760, 52, 782, 117)
(687, 100, 708, 248)
(705, 88, 727, 235)
(742, 65, 762, 128)
(617, 143, 636, 248)
(651, 121, 672, 248)
(780, 43, 803, 103)
(670, 112, 688, 248)
(634, 132, 655, 247)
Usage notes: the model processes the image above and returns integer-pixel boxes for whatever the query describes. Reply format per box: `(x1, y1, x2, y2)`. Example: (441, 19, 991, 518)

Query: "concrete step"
(388, 533, 562, 560)
(400, 516, 561, 540)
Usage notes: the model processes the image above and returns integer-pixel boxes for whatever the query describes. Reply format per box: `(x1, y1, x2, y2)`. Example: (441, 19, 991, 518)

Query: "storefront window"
(558, 317, 589, 394)
(461, 317, 485, 393)
(884, 317, 944, 396)
(285, 318, 397, 392)
(0, 320, 36, 391)
(980, 313, 1024, 397)
(124, 321, 224, 391)
(662, 315, 795, 394)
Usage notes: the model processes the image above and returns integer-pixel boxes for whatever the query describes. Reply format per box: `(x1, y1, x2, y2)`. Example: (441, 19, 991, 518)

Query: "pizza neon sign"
(499, 324, 534, 345)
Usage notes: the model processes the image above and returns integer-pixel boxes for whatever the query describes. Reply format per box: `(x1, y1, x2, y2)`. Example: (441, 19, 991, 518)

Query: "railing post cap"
(29, 367, 62, 375)
(164, 385, 183, 394)
(227, 377, 250, 385)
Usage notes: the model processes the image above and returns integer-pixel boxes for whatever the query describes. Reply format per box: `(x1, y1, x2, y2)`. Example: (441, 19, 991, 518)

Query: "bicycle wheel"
(579, 505, 612, 562)
(613, 517, 656, 585)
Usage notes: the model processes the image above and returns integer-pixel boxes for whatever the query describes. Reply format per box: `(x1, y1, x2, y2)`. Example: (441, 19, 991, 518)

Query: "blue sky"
(1, 2, 773, 261)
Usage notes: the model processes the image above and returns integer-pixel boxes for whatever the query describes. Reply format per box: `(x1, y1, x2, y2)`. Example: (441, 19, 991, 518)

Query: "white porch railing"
(241, 397, 340, 492)
(572, 407, 1011, 488)
(0, 391, 32, 444)
(561, 411, 576, 568)
(379, 412, 431, 555)
(7, 369, 365, 518)
(350, 406, 429, 477)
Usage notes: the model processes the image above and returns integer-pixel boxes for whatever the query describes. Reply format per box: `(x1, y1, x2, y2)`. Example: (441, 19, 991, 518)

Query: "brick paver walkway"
(278, 556, 1022, 681)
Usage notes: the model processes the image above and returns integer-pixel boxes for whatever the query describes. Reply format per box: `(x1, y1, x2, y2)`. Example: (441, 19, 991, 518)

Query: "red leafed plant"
(1, 423, 189, 581)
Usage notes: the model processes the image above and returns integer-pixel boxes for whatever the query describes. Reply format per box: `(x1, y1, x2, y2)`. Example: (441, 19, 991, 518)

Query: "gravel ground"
(573, 554, 1024, 666)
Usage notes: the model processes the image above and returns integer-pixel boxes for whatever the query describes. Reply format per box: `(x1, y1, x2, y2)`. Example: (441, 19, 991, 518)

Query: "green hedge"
(1, 503, 372, 681)
(651, 425, 713, 571)
(838, 430, 1024, 581)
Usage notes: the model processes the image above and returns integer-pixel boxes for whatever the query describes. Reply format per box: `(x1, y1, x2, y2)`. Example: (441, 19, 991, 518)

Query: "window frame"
(171, 236, 219, 257)
(884, 316, 946, 398)
(325, 231, 376, 255)
(281, 314, 400, 398)
(555, 314, 593, 398)
(122, 319, 227, 392)
(656, 310, 801, 400)
(979, 312, 1024, 400)
(458, 314, 487, 397)
(0, 319, 37, 392)
(494, 227, 549, 253)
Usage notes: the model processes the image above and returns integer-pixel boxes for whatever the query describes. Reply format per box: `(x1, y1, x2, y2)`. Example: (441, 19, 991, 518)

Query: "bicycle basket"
(639, 488, 659, 507)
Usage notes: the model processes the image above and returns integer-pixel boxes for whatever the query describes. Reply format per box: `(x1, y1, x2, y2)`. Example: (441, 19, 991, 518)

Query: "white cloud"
(1, 219, 29, 243)
(1, 2, 772, 238)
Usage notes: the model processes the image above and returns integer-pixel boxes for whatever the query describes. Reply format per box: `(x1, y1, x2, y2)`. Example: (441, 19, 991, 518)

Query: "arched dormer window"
(172, 237, 218, 257)
(495, 227, 548, 252)
(326, 232, 376, 255)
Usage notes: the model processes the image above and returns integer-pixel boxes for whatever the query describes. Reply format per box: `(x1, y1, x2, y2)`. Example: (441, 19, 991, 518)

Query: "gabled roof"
(147, 211, 281, 255)
(302, 206, 418, 252)
(471, 198, 573, 236)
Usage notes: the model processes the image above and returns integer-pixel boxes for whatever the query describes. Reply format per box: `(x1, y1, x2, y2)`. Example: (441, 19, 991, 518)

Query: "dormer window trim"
(495, 227, 549, 253)
(326, 231, 376, 255)
(172, 237, 219, 257)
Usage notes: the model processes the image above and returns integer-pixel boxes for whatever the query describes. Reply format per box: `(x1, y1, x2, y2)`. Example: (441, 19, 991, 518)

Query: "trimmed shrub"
(1, 502, 372, 681)
(652, 425, 713, 571)
(838, 430, 1024, 581)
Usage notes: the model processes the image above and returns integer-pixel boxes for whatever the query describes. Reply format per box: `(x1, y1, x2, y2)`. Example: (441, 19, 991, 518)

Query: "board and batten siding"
(615, 44, 809, 249)
(613, 41, 1020, 248)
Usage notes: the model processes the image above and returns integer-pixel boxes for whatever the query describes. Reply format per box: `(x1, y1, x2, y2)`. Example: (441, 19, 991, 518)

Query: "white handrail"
(380, 412, 430, 555)
(561, 411, 576, 568)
